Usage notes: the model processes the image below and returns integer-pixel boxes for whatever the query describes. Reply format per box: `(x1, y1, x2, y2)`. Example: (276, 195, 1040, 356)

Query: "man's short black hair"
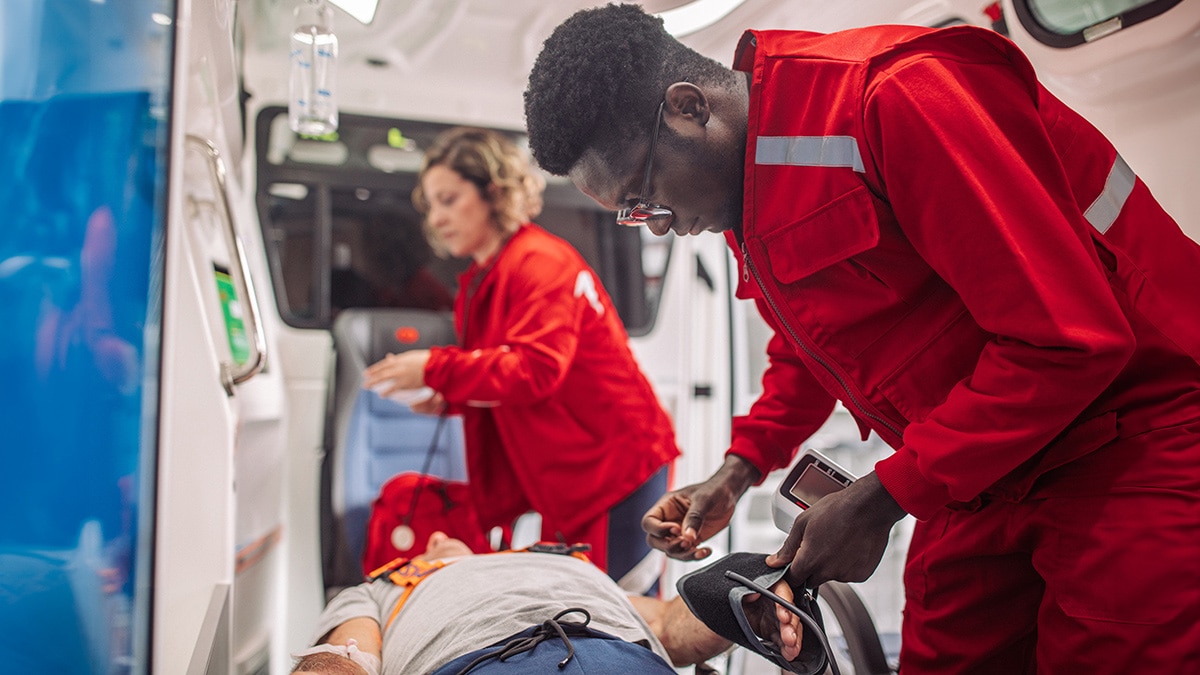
(523, 3, 732, 176)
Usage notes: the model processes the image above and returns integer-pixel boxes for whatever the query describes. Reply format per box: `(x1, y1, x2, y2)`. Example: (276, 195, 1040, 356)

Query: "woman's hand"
(409, 391, 446, 415)
(362, 350, 431, 397)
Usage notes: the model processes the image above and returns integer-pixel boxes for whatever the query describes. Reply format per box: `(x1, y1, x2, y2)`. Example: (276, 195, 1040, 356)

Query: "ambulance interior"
(2, 0, 1197, 673)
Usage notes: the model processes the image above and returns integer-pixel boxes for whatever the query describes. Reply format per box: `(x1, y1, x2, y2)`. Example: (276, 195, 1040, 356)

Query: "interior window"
(254, 107, 668, 333)
(1013, 0, 1183, 45)
(264, 182, 462, 323)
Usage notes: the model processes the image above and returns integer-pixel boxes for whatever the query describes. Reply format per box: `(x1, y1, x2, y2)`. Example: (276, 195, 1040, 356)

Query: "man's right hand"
(642, 455, 761, 560)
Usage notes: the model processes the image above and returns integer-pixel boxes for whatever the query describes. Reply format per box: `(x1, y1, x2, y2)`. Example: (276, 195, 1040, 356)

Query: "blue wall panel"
(0, 2, 173, 673)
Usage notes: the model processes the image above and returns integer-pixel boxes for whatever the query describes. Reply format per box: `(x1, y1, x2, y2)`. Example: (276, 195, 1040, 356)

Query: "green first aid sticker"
(214, 266, 250, 366)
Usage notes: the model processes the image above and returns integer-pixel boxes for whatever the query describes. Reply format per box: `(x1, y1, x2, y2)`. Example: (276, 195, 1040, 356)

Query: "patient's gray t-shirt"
(307, 552, 670, 674)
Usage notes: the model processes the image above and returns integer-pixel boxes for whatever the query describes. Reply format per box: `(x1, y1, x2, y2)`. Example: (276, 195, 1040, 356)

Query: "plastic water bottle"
(289, 0, 338, 135)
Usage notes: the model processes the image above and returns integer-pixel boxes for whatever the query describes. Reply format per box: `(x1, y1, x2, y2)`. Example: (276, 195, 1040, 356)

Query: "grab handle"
(185, 135, 267, 395)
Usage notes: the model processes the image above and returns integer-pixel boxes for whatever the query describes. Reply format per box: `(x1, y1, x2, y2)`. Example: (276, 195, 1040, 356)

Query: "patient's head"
(292, 652, 363, 675)
(415, 531, 474, 562)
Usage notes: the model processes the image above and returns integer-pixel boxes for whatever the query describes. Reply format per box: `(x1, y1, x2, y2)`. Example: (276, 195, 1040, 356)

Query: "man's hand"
(766, 471, 907, 587)
(642, 456, 761, 561)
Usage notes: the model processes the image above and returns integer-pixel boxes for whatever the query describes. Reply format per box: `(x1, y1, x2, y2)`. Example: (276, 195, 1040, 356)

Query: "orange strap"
(378, 558, 446, 632)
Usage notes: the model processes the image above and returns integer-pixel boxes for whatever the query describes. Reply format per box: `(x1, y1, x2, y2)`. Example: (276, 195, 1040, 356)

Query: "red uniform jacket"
(727, 25, 1200, 519)
(424, 224, 680, 533)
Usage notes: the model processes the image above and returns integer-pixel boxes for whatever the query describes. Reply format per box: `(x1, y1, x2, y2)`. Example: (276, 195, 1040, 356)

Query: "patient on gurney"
(291, 532, 811, 675)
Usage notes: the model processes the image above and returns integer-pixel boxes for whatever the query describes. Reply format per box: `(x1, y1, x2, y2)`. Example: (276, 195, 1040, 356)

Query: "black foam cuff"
(675, 552, 830, 675)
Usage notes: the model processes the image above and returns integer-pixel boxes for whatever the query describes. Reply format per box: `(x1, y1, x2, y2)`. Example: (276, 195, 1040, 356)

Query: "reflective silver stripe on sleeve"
(1084, 154, 1135, 234)
(756, 135, 865, 173)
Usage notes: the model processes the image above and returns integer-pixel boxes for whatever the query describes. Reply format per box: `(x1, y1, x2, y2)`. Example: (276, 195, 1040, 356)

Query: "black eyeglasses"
(615, 101, 674, 227)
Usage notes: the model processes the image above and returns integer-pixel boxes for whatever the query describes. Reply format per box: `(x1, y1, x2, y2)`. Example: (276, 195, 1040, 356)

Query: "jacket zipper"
(741, 242, 904, 441)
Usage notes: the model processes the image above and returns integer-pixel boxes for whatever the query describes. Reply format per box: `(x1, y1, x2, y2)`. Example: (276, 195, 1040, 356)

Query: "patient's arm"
(293, 582, 386, 674)
(628, 595, 732, 666)
(292, 617, 382, 675)
(323, 616, 383, 658)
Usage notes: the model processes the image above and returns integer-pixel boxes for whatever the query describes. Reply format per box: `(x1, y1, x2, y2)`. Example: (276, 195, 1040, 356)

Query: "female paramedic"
(362, 127, 679, 592)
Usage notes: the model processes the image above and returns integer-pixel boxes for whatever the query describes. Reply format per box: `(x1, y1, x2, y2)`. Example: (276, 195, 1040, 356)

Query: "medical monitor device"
(772, 449, 857, 532)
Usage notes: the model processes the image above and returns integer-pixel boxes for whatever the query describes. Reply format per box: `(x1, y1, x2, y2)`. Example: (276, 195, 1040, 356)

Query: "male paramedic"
(522, 4, 1200, 673)
(289, 532, 789, 674)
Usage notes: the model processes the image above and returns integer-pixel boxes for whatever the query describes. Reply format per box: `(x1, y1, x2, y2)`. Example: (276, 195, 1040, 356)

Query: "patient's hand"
(741, 579, 804, 662)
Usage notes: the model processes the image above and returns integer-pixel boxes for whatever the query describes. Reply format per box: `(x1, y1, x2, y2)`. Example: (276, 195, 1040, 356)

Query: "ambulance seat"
(321, 308, 467, 594)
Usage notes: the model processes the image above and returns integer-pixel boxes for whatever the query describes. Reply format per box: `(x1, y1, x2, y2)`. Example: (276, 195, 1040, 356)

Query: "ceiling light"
(657, 0, 748, 37)
(328, 0, 380, 25)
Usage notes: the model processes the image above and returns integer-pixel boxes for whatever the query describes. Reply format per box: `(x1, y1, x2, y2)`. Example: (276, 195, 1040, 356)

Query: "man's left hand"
(766, 471, 907, 588)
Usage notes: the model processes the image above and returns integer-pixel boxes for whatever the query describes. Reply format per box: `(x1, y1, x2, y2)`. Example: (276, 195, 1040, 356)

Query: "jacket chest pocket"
(756, 185, 914, 358)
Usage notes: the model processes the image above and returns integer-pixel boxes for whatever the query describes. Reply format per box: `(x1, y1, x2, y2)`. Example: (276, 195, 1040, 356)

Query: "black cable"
(401, 412, 449, 529)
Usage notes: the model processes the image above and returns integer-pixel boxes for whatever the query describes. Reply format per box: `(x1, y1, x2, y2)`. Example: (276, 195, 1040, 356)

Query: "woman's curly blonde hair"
(412, 127, 545, 254)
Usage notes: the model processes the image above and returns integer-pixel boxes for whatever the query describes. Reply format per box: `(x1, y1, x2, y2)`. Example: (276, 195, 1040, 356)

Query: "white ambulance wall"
(159, 0, 294, 671)
(271, 323, 335, 663)
(156, 33, 240, 674)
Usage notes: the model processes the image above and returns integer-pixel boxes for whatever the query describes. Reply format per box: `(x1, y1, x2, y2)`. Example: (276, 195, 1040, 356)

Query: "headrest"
(331, 308, 457, 370)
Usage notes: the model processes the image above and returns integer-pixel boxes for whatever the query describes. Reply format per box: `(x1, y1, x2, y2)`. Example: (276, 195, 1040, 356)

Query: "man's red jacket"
(727, 25, 1200, 518)
(424, 224, 679, 533)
